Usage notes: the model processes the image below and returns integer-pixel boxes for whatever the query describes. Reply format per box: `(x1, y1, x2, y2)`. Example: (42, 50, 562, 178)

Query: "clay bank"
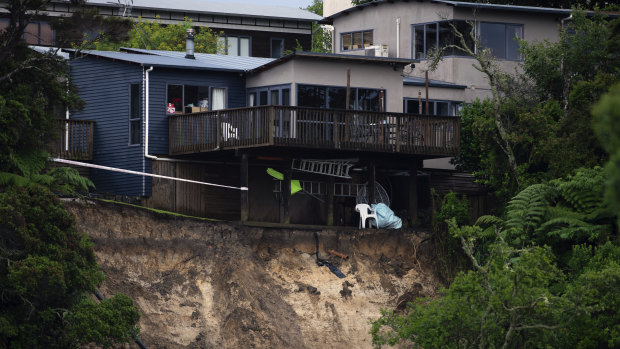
(63, 199, 440, 348)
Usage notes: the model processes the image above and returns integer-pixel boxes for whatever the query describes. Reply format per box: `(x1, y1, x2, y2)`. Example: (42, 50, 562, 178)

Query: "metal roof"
(249, 51, 416, 74)
(81, 0, 322, 21)
(403, 76, 467, 89)
(120, 48, 275, 71)
(322, 0, 579, 23)
(70, 49, 272, 72)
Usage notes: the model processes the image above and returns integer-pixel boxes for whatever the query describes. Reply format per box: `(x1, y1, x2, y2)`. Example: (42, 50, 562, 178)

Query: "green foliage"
(452, 12, 619, 201)
(304, 0, 333, 53)
(88, 17, 222, 53)
(372, 167, 619, 348)
(477, 167, 613, 253)
(0, 186, 139, 348)
(65, 294, 141, 348)
(593, 83, 620, 227)
(431, 192, 471, 284)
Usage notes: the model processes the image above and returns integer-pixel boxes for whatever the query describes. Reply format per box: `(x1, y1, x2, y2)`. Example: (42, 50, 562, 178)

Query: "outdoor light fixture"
(185, 28, 195, 59)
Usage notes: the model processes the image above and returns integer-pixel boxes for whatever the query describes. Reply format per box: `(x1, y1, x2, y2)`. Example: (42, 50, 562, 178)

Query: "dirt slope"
(64, 199, 440, 349)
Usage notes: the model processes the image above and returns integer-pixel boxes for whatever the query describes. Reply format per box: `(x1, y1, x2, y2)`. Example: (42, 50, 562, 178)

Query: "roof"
(322, 0, 579, 23)
(79, 0, 322, 21)
(120, 48, 275, 71)
(403, 76, 467, 89)
(250, 51, 416, 73)
(69, 49, 274, 72)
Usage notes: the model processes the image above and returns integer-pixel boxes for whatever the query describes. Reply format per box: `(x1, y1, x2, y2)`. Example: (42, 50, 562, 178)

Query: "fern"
(505, 184, 552, 240)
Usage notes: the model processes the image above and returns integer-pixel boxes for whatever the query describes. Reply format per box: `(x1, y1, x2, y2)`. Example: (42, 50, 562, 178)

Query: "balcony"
(49, 119, 94, 160)
(169, 106, 459, 157)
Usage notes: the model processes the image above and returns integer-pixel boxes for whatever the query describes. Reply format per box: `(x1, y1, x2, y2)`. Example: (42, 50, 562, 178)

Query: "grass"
(96, 198, 219, 221)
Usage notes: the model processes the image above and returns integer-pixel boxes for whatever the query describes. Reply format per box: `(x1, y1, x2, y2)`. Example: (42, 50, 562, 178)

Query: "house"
(2, 0, 321, 58)
(322, 0, 573, 106)
(322, 0, 576, 172)
(64, 37, 460, 226)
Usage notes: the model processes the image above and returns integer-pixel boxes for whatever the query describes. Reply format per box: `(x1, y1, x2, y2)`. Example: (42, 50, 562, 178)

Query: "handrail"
(169, 106, 459, 156)
(50, 119, 94, 160)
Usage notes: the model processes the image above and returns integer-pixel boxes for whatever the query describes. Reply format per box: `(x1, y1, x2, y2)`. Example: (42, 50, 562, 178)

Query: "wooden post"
(409, 160, 420, 226)
(425, 71, 429, 116)
(345, 68, 351, 142)
(268, 106, 275, 145)
(327, 176, 335, 226)
(216, 112, 222, 148)
(282, 161, 291, 224)
(240, 153, 249, 222)
(369, 162, 376, 204)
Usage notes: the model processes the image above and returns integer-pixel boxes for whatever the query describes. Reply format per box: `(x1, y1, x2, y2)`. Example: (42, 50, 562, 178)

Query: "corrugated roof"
(249, 51, 416, 73)
(322, 0, 580, 23)
(120, 48, 275, 71)
(403, 76, 467, 89)
(70, 50, 267, 72)
(81, 0, 322, 21)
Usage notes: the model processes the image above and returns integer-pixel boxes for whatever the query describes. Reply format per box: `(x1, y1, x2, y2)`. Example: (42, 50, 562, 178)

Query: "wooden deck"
(49, 119, 94, 160)
(169, 106, 459, 157)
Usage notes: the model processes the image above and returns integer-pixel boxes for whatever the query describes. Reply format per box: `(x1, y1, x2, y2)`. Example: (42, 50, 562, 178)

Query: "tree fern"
(504, 184, 552, 244)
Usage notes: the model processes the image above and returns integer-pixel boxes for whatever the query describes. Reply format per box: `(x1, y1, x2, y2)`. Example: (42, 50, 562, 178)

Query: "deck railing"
(50, 119, 94, 160)
(169, 106, 459, 156)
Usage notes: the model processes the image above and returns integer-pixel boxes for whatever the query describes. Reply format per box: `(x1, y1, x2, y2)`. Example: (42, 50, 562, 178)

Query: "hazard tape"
(51, 158, 248, 191)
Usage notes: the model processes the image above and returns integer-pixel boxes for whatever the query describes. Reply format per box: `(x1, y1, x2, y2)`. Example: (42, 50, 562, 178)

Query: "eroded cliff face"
(63, 199, 439, 349)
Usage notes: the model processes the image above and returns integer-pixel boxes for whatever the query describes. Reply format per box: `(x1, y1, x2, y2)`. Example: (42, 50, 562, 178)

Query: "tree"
(0, 186, 140, 348)
(438, 11, 619, 200)
(89, 17, 221, 53)
(0, 2, 140, 347)
(304, 0, 332, 53)
(371, 168, 620, 348)
(593, 83, 620, 227)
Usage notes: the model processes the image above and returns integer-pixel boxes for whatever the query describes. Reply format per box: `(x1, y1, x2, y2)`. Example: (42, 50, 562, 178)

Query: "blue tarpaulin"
(370, 203, 402, 229)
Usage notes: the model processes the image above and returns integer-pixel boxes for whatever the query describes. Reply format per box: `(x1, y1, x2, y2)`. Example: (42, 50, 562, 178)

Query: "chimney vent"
(185, 28, 195, 59)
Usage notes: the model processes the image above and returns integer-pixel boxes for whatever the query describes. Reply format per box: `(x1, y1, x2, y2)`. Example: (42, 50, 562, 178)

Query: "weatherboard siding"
(70, 56, 150, 196)
(147, 68, 246, 155)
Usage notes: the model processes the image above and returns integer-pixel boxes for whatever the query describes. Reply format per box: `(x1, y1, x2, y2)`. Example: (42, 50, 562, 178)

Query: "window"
(129, 84, 141, 145)
(167, 85, 223, 114)
(23, 21, 54, 45)
(412, 21, 474, 59)
(218, 36, 250, 56)
(480, 22, 523, 60)
(271, 38, 284, 58)
(297, 84, 384, 111)
(404, 98, 462, 116)
(341, 30, 373, 51)
(248, 85, 291, 106)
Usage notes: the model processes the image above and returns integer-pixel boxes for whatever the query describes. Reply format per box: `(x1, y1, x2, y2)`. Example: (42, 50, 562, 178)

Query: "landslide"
(63, 199, 440, 349)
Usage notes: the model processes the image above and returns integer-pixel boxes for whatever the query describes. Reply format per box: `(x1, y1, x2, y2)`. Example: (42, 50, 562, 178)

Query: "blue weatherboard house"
(66, 39, 461, 226)
(69, 48, 273, 197)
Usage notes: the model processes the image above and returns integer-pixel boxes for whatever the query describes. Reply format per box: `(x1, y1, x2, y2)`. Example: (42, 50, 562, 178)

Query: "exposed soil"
(63, 199, 440, 349)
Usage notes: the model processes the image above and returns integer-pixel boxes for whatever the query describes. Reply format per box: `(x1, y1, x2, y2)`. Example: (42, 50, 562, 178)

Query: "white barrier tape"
(51, 158, 248, 191)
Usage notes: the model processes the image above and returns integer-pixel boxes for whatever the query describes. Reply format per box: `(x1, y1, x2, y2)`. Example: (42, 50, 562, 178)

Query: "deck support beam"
(409, 160, 421, 226)
(282, 160, 291, 224)
(369, 162, 376, 204)
(240, 153, 249, 222)
(327, 176, 335, 226)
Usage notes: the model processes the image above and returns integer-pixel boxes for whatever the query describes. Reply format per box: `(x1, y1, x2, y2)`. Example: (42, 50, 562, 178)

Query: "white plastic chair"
(356, 203, 378, 229)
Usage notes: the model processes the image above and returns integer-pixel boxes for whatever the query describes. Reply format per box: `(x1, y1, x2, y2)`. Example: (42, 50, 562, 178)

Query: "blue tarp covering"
(370, 203, 402, 229)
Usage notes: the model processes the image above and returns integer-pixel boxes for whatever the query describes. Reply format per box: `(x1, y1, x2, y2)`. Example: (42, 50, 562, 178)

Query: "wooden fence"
(50, 119, 94, 160)
(169, 106, 459, 156)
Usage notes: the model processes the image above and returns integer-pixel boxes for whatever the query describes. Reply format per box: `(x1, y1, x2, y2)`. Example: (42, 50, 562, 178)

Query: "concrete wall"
(248, 58, 405, 112)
